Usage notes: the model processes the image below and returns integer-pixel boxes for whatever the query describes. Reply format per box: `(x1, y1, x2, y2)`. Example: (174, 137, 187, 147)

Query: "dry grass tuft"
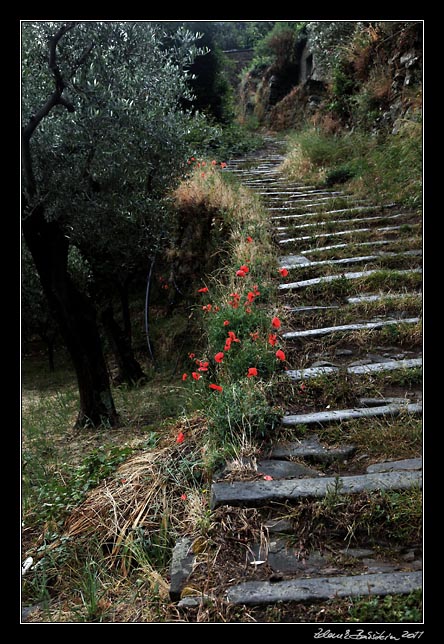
(61, 416, 210, 572)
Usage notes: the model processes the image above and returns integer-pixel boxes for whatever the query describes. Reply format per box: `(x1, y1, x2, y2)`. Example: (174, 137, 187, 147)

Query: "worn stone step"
(247, 537, 422, 576)
(278, 224, 411, 245)
(278, 268, 422, 292)
(270, 204, 387, 218)
(300, 239, 395, 254)
(279, 249, 421, 271)
(286, 357, 422, 381)
(281, 402, 422, 427)
(347, 292, 421, 304)
(282, 317, 420, 340)
(268, 435, 356, 463)
(226, 571, 422, 605)
(276, 212, 407, 234)
(210, 470, 422, 509)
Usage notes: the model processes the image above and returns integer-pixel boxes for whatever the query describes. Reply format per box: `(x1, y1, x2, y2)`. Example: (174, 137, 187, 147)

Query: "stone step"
(210, 470, 422, 509)
(278, 268, 422, 292)
(300, 239, 394, 254)
(275, 212, 407, 233)
(279, 249, 421, 270)
(286, 292, 421, 313)
(282, 317, 420, 340)
(268, 435, 356, 463)
(270, 204, 386, 217)
(281, 402, 422, 427)
(347, 292, 421, 304)
(278, 224, 411, 245)
(285, 357, 422, 381)
(226, 571, 422, 605)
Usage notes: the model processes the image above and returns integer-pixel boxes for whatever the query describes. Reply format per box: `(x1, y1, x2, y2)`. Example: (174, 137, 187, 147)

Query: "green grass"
(281, 123, 422, 209)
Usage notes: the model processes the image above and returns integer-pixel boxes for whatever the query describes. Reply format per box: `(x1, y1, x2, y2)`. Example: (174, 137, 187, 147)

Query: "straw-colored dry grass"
(59, 416, 210, 574)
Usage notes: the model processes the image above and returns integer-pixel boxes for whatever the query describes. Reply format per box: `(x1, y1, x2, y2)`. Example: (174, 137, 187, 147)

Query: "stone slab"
(286, 357, 422, 381)
(267, 541, 329, 574)
(278, 268, 422, 291)
(210, 470, 422, 509)
(169, 536, 195, 601)
(275, 212, 405, 233)
(226, 571, 422, 605)
(366, 458, 422, 474)
(281, 402, 422, 427)
(278, 224, 403, 244)
(282, 318, 420, 339)
(268, 436, 356, 463)
(257, 459, 320, 479)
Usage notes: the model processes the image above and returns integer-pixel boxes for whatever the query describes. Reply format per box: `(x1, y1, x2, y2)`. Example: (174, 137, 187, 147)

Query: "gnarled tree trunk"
(22, 205, 119, 428)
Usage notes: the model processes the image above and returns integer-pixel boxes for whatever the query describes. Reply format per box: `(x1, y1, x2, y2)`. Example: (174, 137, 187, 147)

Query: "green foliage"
(305, 21, 361, 79)
(206, 379, 280, 445)
(348, 590, 422, 622)
(24, 444, 134, 528)
(283, 125, 422, 207)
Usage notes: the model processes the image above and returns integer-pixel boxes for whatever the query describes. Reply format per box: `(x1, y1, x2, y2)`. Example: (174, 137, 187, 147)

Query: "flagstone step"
(268, 434, 356, 463)
(278, 268, 422, 292)
(285, 357, 422, 381)
(278, 224, 411, 245)
(282, 317, 420, 340)
(280, 402, 422, 427)
(275, 212, 408, 233)
(210, 470, 422, 509)
(226, 571, 422, 605)
(270, 204, 387, 217)
(279, 249, 421, 270)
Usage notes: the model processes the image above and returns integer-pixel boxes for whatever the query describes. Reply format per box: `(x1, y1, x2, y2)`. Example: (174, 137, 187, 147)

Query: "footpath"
(170, 137, 423, 618)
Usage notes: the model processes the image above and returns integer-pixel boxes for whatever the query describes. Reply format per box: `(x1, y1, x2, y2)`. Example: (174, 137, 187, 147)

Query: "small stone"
(169, 537, 195, 602)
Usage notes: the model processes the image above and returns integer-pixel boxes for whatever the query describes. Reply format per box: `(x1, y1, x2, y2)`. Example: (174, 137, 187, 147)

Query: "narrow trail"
(171, 136, 423, 616)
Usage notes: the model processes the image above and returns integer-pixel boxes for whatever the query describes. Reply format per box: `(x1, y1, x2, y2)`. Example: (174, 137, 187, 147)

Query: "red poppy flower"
(246, 236, 253, 243)
(197, 361, 209, 372)
(247, 367, 258, 378)
(181, 493, 187, 501)
(176, 432, 185, 444)
(182, 373, 188, 381)
(228, 331, 240, 343)
(253, 285, 260, 296)
(214, 352, 224, 363)
(276, 349, 286, 362)
(211, 160, 217, 165)
(188, 352, 195, 359)
(279, 268, 289, 277)
(236, 269, 246, 277)
(250, 331, 259, 341)
(209, 383, 223, 392)
(240, 264, 249, 273)
(198, 287, 209, 293)
(220, 162, 227, 168)
(192, 372, 201, 381)
(246, 291, 255, 303)
(268, 333, 278, 347)
(263, 475, 273, 481)
(223, 320, 230, 326)
(230, 292, 240, 300)
(245, 307, 252, 314)
(202, 304, 212, 312)
(271, 317, 281, 329)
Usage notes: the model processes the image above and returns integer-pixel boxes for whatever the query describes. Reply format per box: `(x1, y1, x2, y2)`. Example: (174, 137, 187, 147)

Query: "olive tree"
(21, 21, 208, 427)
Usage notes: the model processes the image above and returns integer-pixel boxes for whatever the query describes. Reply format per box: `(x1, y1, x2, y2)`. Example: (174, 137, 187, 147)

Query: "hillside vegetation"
(21, 20, 422, 624)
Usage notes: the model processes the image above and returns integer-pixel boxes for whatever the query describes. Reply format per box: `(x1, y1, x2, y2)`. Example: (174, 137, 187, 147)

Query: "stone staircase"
(170, 136, 423, 616)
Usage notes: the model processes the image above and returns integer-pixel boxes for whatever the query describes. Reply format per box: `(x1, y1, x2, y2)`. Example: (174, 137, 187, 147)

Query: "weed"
(348, 590, 423, 622)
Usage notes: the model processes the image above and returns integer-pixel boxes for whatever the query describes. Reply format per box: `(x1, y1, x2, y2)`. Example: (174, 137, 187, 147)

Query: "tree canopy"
(21, 21, 213, 426)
